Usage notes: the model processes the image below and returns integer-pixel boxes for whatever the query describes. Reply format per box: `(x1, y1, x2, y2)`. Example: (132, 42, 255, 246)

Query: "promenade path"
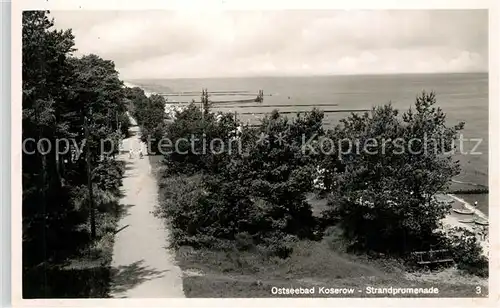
(110, 121, 184, 298)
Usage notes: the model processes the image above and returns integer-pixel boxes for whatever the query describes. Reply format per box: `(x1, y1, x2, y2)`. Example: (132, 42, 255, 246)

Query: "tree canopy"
(322, 92, 465, 254)
(22, 11, 130, 297)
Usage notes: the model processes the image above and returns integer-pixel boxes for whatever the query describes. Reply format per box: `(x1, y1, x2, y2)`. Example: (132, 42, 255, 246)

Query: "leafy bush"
(92, 159, 125, 197)
(155, 174, 255, 249)
(156, 109, 325, 256)
(258, 232, 298, 259)
(235, 232, 256, 251)
(201, 110, 325, 241)
(322, 225, 349, 252)
(445, 227, 488, 277)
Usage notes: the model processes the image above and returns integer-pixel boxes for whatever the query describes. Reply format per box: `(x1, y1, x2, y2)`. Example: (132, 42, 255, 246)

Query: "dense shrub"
(445, 227, 488, 277)
(154, 172, 301, 258)
(157, 108, 326, 256)
(154, 175, 214, 247)
(203, 110, 325, 239)
(322, 225, 349, 252)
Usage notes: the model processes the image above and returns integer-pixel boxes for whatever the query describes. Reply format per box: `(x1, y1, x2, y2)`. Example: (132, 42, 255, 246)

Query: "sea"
(128, 73, 489, 215)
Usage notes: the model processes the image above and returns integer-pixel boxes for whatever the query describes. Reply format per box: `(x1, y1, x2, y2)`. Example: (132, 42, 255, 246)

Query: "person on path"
(482, 226, 488, 240)
(139, 148, 143, 159)
(473, 201, 479, 216)
(129, 148, 133, 159)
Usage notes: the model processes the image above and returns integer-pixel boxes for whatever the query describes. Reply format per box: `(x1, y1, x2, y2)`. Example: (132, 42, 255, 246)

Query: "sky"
(49, 10, 488, 79)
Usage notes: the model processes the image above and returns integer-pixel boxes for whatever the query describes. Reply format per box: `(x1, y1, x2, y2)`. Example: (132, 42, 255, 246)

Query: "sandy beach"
(439, 194, 489, 257)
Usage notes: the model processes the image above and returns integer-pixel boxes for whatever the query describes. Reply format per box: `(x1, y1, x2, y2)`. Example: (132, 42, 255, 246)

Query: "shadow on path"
(110, 260, 168, 295)
(116, 203, 135, 219)
(120, 161, 135, 178)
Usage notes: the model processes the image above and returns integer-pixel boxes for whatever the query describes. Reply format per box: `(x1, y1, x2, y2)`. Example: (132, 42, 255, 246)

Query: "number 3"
(476, 286, 481, 294)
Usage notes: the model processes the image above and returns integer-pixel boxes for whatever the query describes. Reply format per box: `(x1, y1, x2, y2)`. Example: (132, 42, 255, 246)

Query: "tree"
(138, 94, 167, 151)
(161, 103, 238, 174)
(124, 89, 167, 154)
(22, 11, 130, 297)
(211, 110, 324, 240)
(323, 92, 465, 254)
(22, 10, 78, 270)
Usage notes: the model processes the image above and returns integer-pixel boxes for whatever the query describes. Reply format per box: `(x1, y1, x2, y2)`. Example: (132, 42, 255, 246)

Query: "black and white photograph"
(15, 1, 495, 302)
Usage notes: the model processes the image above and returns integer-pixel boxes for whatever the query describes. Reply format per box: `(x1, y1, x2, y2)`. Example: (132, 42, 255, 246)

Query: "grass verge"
(175, 239, 487, 298)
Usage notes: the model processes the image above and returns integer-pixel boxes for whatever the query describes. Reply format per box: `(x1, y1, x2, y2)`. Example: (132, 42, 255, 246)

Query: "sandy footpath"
(110, 124, 185, 298)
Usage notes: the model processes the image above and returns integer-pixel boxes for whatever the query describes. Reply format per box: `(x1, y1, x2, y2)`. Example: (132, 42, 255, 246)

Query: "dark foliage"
(124, 89, 166, 153)
(445, 227, 488, 277)
(160, 104, 239, 175)
(22, 11, 128, 297)
(322, 92, 465, 255)
(156, 107, 325, 256)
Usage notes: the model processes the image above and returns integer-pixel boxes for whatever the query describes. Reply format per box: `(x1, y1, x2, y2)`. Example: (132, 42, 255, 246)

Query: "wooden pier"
(162, 89, 370, 121)
(159, 89, 264, 104)
(236, 109, 370, 115)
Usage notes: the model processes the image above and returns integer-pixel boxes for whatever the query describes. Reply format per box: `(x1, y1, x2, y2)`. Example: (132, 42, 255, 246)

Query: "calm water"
(130, 73, 489, 214)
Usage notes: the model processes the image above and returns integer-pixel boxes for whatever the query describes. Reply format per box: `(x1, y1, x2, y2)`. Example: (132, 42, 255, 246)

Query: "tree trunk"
(84, 114, 96, 239)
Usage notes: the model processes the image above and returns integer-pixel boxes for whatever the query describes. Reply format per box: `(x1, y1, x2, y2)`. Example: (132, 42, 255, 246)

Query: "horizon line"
(124, 70, 488, 81)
